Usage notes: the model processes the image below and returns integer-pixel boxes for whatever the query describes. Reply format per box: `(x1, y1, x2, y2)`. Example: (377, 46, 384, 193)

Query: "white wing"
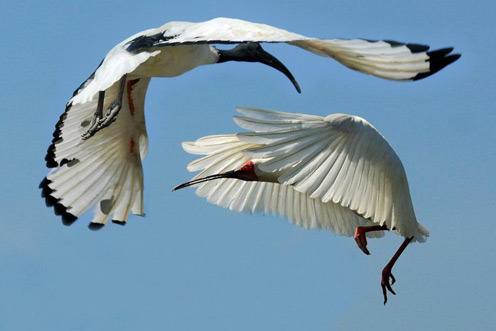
(69, 37, 160, 105)
(180, 134, 383, 238)
(73, 17, 459, 104)
(154, 17, 459, 81)
(41, 78, 150, 228)
(157, 17, 308, 43)
(234, 107, 429, 242)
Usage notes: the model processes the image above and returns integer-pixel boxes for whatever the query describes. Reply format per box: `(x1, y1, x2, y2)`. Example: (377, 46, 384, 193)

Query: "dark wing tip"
(384, 40, 429, 53)
(413, 48, 461, 81)
(44, 61, 102, 169)
(112, 220, 126, 226)
(427, 47, 454, 58)
(39, 177, 78, 225)
(405, 43, 430, 53)
(88, 223, 105, 231)
(383, 40, 430, 53)
(45, 136, 61, 168)
(45, 106, 70, 168)
(45, 155, 58, 168)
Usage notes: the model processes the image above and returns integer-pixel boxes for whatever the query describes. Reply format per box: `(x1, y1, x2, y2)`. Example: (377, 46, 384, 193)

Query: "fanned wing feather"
(234, 107, 428, 242)
(40, 78, 150, 227)
(180, 134, 383, 238)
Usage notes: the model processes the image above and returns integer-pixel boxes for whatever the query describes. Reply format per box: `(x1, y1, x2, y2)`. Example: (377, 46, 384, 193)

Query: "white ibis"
(40, 17, 459, 229)
(173, 106, 429, 304)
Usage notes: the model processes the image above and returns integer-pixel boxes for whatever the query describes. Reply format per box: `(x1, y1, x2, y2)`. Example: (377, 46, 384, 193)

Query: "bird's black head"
(216, 42, 301, 93)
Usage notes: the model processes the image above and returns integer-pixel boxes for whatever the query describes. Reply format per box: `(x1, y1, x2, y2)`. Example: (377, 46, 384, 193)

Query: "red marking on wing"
(126, 79, 140, 116)
(130, 137, 135, 154)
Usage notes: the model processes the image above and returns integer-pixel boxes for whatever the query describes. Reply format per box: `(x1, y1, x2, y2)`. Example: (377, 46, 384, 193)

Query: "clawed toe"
(354, 227, 371, 255)
(379, 237, 412, 305)
(82, 101, 122, 139)
(381, 270, 396, 305)
(82, 75, 126, 140)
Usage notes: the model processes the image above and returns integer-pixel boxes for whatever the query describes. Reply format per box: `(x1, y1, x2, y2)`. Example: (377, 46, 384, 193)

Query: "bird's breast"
(132, 44, 218, 78)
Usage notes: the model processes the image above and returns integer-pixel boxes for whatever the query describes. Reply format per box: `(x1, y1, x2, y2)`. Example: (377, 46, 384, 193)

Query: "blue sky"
(1, 1, 494, 330)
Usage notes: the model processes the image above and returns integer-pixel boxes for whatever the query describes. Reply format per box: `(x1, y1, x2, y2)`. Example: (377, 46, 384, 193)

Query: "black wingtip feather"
(45, 155, 58, 168)
(88, 223, 105, 230)
(428, 47, 455, 58)
(39, 177, 78, 226)
(382, 40, 430, 53)
(44, 60, 103, 169)
(405, 43, 430, 53)
(413, 48, 461, 81)
(45, 111, 68, 168)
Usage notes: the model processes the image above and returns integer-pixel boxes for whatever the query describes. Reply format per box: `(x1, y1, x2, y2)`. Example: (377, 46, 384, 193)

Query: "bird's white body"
(41, 17, 458, 227)
(180, 107, 429, 242)
(132, 44, 217, 77)
(72, 42, 217, 105)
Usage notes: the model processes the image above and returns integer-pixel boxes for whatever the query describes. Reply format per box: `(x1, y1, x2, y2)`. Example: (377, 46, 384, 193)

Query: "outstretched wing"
(71, 17, 459, 106)
(234, 107, 428, 241)
(151, 17, 460, 81)
(179, 134, 383, 238)
(40, 78, 150, 228)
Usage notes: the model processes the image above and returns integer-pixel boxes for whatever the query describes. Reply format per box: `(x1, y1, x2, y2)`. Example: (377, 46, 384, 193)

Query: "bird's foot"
(354, 227, 371, 255)
(81, 101, 122, 140)
(381, 265, 396, 305)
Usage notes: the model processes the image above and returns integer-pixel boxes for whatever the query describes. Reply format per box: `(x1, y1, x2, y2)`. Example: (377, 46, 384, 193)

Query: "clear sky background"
(1, 1, 494, 330)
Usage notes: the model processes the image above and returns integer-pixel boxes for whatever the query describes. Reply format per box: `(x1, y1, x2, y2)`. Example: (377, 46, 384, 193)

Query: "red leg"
(381, 236, 413, 305)
(354, 225, 388, 255)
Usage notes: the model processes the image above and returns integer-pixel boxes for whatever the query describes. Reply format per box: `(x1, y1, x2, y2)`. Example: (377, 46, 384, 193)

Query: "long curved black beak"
(172, 170, 238, 192)
(217, 42, 301, 93)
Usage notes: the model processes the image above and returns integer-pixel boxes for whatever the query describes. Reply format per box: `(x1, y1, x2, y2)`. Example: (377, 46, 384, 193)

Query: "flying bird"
(173, 106, 429, 304)
(40, 17, 459, 228)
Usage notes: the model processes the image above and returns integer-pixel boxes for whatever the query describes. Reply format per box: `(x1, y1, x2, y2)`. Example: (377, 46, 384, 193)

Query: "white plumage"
(178, 106, 428, 242)
(41, 17, 459, 229)
(183, 134, 385, 238)
(174, 106, 428, 304)
(70, 17, 459, 105)
(40, 78, 150, 227)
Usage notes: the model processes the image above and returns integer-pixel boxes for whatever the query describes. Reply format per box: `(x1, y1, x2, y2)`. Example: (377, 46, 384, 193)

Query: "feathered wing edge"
(289, 39, 460, 81)
(40, 78, 150, 228)
(180, 134, 383, 238)
(152, 18, 459, 81)
(234, 107, 429, 242)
